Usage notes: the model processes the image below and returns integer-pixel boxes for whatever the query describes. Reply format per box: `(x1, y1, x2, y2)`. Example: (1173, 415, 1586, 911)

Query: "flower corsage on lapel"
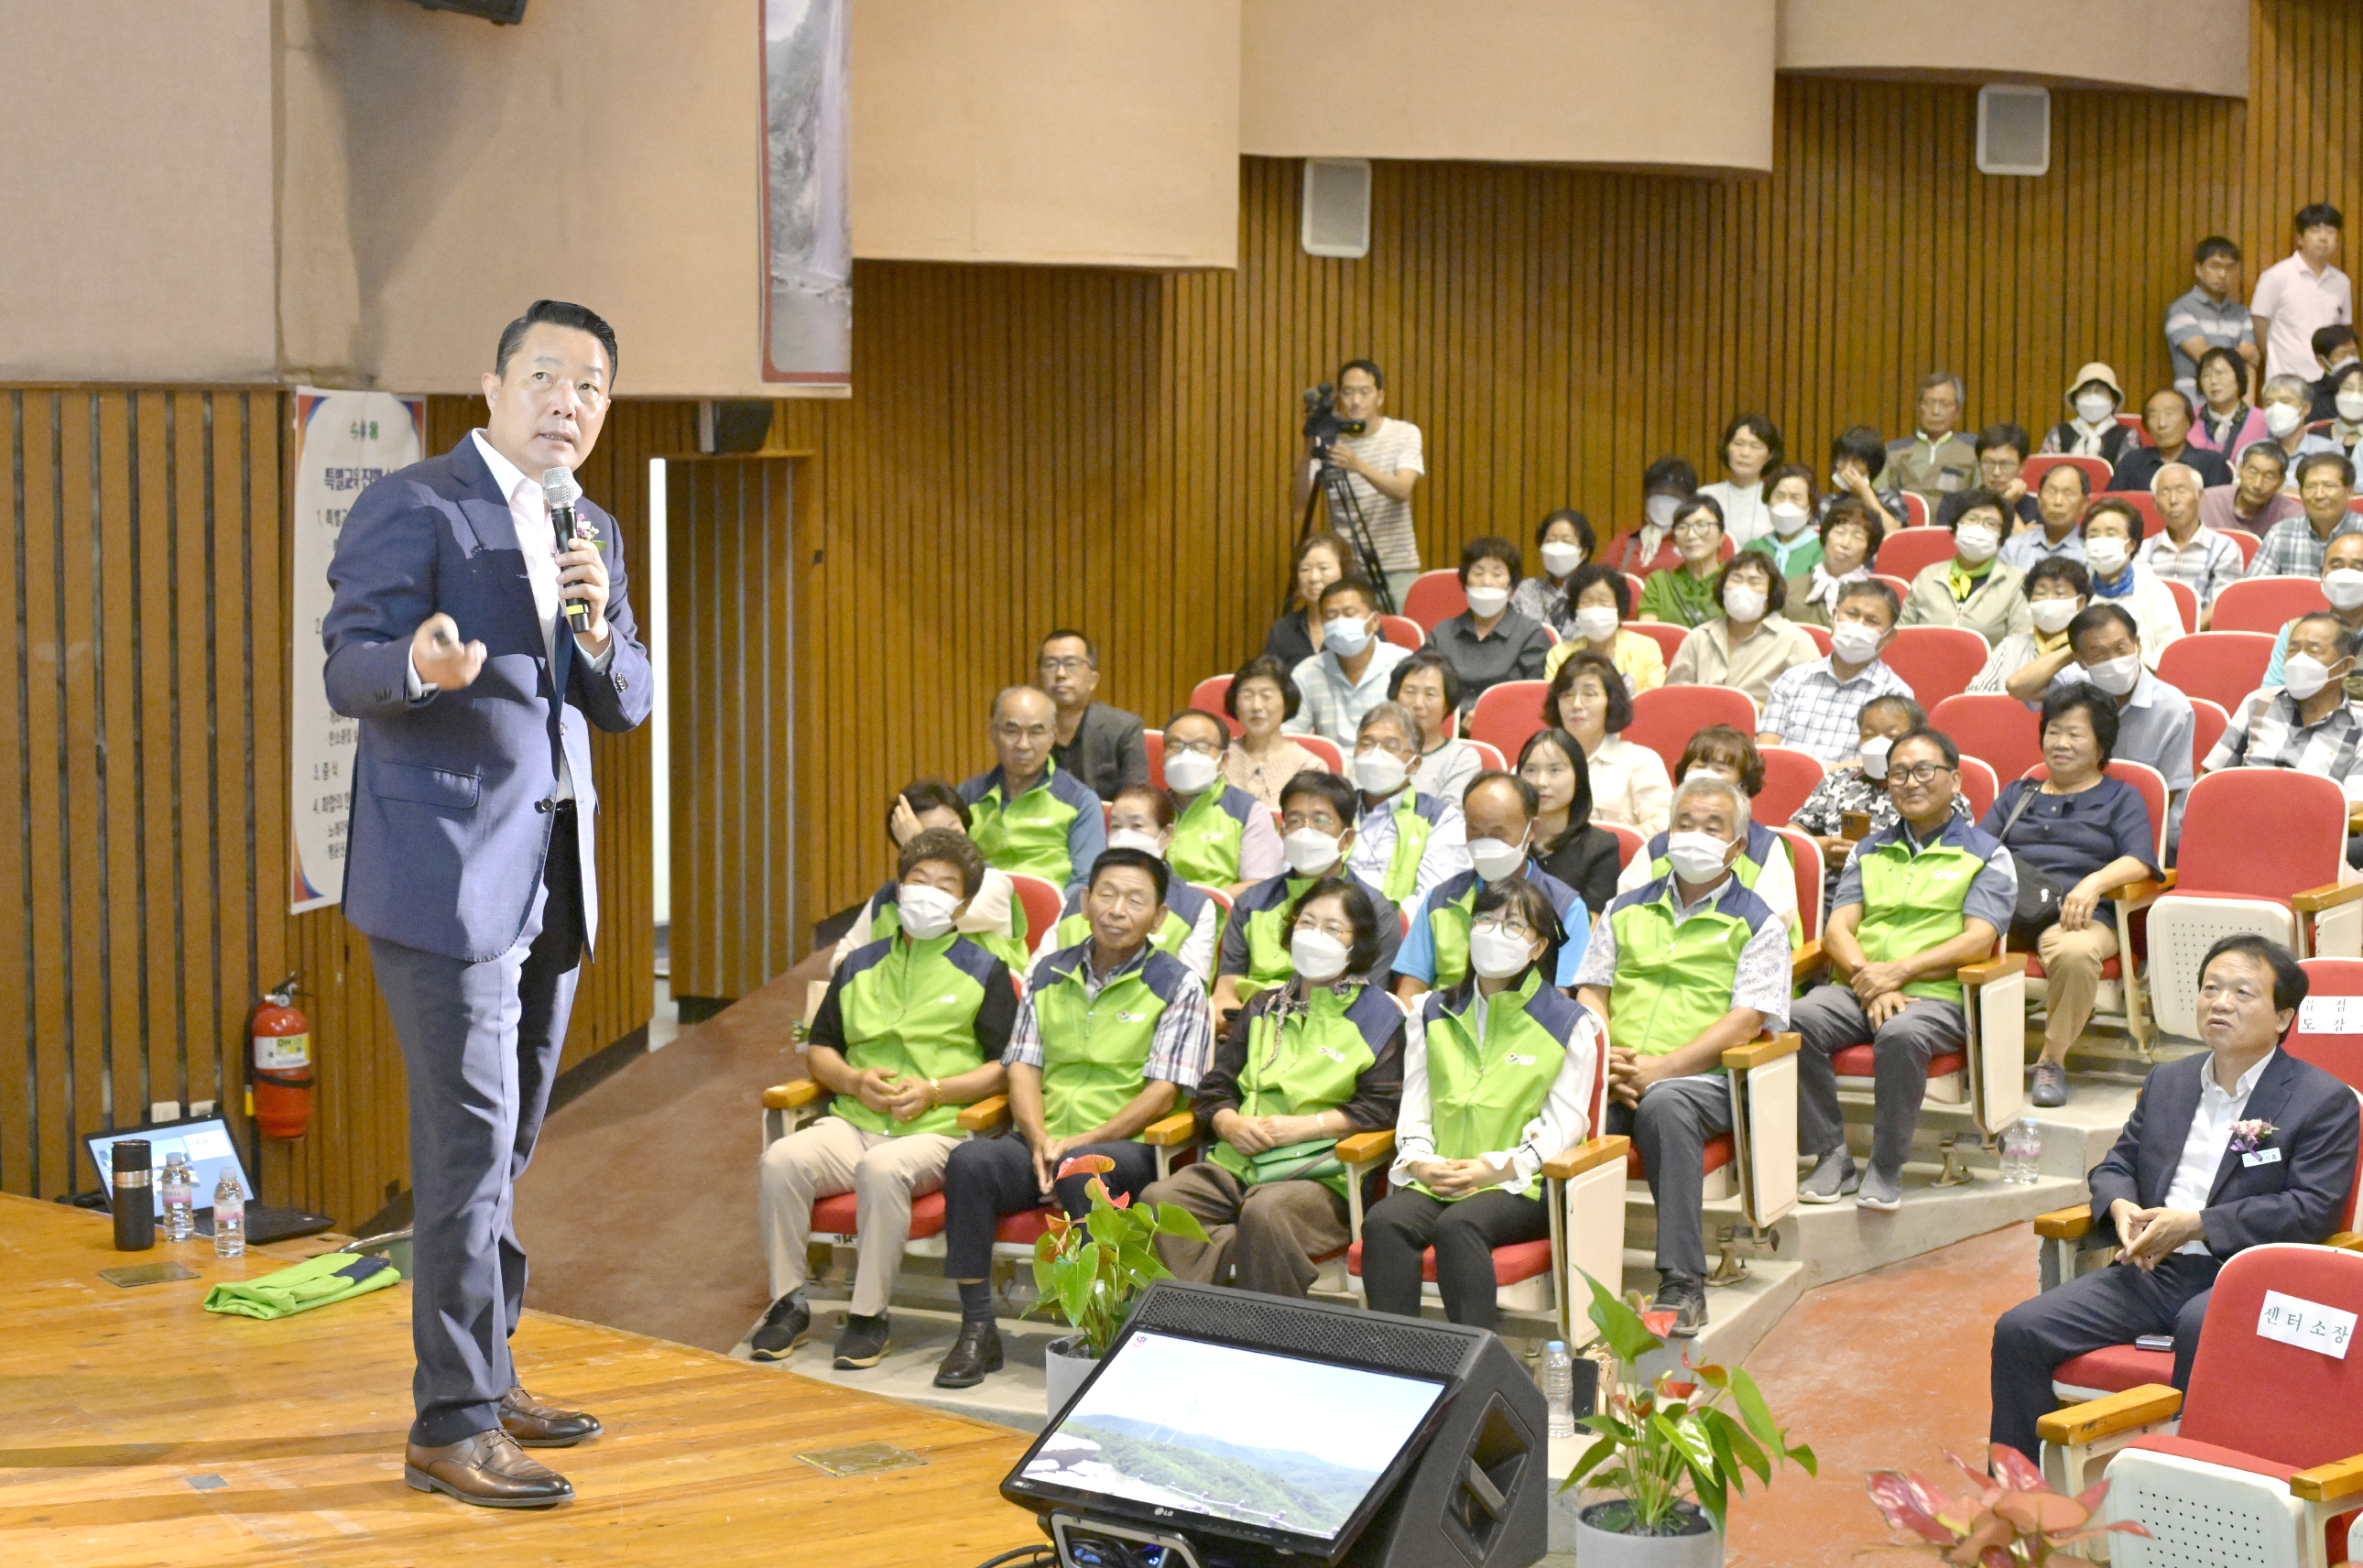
(2227, 1119, 2281, 1166)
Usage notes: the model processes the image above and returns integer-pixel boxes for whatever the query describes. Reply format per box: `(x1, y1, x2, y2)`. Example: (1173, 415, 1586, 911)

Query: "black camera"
(1301, 383, 1367, 456)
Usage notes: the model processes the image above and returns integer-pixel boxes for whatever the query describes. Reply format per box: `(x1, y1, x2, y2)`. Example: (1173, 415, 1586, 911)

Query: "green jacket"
(1841, 815, 2014, 1004)
(1209, 980, 1401, 1196)
(1048, 878, 1210, 985)
(1220, 868, 1400, 1001)
(823, 932, 1006, 1136)
(203, 1252, 400, 1320)
(1600, 871, 1780, 1064)
(958, 759, 1105, 893)
(1169, 784, 1261, 888)
(1359, 788, 1454, 904)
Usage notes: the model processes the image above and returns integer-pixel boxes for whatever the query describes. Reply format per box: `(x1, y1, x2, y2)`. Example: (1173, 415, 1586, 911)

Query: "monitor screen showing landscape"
(1009, 1331, 1447, 1547)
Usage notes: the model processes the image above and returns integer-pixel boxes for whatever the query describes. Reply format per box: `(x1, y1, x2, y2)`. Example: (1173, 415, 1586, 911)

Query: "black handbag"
(1996, 784, 2067, 945)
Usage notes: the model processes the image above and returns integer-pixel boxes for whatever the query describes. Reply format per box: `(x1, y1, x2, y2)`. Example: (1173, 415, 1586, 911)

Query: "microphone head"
(540, 466, 583, 509)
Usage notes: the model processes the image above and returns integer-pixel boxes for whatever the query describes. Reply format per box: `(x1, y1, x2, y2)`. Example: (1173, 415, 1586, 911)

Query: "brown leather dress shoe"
(500, 1385, 604, 1448)
(403, 1429, 573, 1508)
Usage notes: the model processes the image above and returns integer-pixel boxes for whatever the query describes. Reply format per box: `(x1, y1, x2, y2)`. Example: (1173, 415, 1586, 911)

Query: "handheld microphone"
(541, 467, 596, 627)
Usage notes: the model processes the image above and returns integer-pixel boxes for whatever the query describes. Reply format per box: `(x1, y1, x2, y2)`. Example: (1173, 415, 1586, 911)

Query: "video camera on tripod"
(1300, 383, 1395, 614)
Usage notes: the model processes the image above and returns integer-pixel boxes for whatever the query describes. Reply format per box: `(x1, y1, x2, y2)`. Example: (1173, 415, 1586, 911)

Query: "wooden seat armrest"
(1336, 1128, 1396, 1167)
(1790, 940, 1825, 985)
(2107, 877, 2172, 905)
(2292, 1452, 2363, 1504)
(2325, 1230, 2363, 1253)
(1959, 953, 2029, 985)
(764, 1080, 822, 1111)
(1722, 1031, 1802, 1071)
(1541, 1136, 1630, 1181)
(2034, 1203, 2095, 1241)
(2292, 880, 2363, 914)
(1140, 1110, 1197, 1147)
(2036, 1383, 2183, 1448)
(958, 1094, 1011, 1132)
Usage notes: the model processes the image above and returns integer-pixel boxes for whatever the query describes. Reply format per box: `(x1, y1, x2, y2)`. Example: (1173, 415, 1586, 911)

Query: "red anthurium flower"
(1108, 1192, 1132, 1209)
(1056, 1154, 1116, 1180)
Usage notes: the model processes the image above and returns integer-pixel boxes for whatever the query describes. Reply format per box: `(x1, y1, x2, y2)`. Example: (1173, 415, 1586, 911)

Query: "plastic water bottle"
(212, 1172, 245, 1258)
(2003, 1116, 2043, 1184)
(159, 1154, 193, 1242)
(1541, 1341, 1576, 1438)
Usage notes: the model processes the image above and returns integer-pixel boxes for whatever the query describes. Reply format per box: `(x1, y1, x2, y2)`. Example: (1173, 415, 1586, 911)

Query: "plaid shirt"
(2205, 689, 2363, 784)
(1759, 656, 1916, 767)
(1005, 942, 1211, 1089)
(2246, 513, 2363, 578)
(1285, 642, 1410, 743)
(2137, 527, 2246, 608)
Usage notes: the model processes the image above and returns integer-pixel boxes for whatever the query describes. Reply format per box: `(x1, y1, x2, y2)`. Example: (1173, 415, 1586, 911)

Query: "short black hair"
(1318, 576, 1378, 615)
(1835, 578, 1901, 626)
(1721, 413, 1784, 472)
(898, 826, 985, 899)
(2041, 682, 2119, 764)
(2296, 202, 2345, 234)
(1517, 727, 1597, 838)
(1228, 655, 1302, 721)
(2195, 345, 2249, 392)
(2292, 611, 2362, 661)
(1944, 485, 2009, 534)
(2037, 461, 2094, 496)
(1162, 707, 1232, 747)
(1279, 768, 1360, 825)
(1643, 455, 1700, 496)
(1534, 509, 1595, 561)
(1764, 462, 1817, 506)
(1673, 495, 1726, 534)
(2068, 602, 2140, 650)
(1463, 768, 1540, 819)
(1567, 562, 1632, 619)
(2238, 441, 2291, 476)
(1831, 425, 1887, 474)
(1087, 845, 1170, 905)
(1444, 876, 1565, 1004)
(1293, 530, 1351, 579)
(893, 779, 970, 843)
(1679, 724, 1766, 797)
(2201, 932, 2308, 1016)
(1111, 782, 1176, 830)
(1288, 876, 1383, 979)
(1040, 628, 1098, 667)
(495, 299, 618, 385)
(2297, 452, 2358, 489)
(1820, 494, 1888, 559)
(2083, 495, 2147, 544)
(1544, 649, 1633, 734)
(1975, 422, 2031, 460)
(2318, 324, 2361, 358)
(1891, 725, 1960, 771)
(1458, 534, 1523, 587)
(1388, 649, 1464, 713)
(2025, 556, 2093, 599)
(1338, 358, 1385, 389)
(2194, 234, 2241, 265)
(1715, 551, 1787, 615)
(1859, 692, 1924, 730)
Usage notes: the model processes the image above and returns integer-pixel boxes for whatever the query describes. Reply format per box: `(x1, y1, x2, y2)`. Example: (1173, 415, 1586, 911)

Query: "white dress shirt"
(2161, 1048, 2277, 1254)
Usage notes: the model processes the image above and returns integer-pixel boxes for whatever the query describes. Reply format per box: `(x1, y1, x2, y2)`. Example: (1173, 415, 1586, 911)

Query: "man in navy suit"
(1989, 934, 2361, 1464)
(325, 300, 652, 1508)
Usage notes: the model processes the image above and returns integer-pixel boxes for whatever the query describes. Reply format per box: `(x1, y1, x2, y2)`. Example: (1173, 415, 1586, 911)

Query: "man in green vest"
(933, 846, 1212, 1388)
(751, 829, 1017, 1370)
(1574, 774, 1791, 1335)
(1793, 727, 2018, 1214)
(1211, 770, 1401, 1029)
(1344, 702, 1468, 908)
(1159, 707, 1284, 891)
(958, 686, 1106, 897)
(1393, 770, 1590, 1001)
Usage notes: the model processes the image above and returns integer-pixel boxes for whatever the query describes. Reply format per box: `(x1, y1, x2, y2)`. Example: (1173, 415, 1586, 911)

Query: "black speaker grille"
(1130, 1289, 1472, 1378)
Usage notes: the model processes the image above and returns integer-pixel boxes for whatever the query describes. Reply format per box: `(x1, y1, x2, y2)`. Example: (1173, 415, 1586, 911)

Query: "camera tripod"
(1298, 448, 1399, 615)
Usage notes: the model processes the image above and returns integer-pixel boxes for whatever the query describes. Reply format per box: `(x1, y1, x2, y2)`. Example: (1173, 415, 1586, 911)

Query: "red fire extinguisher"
(248, 974, 313, 1139)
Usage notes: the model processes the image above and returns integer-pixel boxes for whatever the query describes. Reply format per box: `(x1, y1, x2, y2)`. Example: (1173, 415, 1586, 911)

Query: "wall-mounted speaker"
(1302, 158, 1373, 259)
(1977, 84, 2050, 177)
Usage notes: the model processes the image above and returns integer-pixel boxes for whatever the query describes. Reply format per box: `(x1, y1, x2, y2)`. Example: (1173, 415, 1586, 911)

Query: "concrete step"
(1834, 1076, 2139, 1180)
(732, 1300, 1081, 1433)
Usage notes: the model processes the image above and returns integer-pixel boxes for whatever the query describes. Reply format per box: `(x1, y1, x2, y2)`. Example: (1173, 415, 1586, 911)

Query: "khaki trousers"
(757, 1115, 959, 1316)
(2019, 920, 2119, 1060)
(1141, 1161, 1351, 1299)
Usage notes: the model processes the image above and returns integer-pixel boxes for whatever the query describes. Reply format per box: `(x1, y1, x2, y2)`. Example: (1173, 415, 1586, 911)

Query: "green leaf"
(1580, 1269, 1663, 1365)
(1787, 1440, 1818, 1477)
(1154, 1203, 1208, 1242)
(1559, 1434, 1618, 1491)
(1728, 1367, 1782, 1449)
(1703, 1408, 1771, 1484)
(1084, 1203, 1125, 1247)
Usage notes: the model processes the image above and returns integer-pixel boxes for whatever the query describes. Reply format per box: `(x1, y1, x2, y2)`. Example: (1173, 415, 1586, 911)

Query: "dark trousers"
(369, 804, 584, 1448)
(1792, 984, 1966, 1174)
(941, 1135, 1160, 1280)
(1988, 1252, 2219, 1464)
(1607, 1076, 1735, 1279)
(1361, 1187, 1550, 1330)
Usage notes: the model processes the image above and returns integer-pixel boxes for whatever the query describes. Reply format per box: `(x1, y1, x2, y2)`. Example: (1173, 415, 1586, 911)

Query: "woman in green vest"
(1141, 877, 1406, 1298)
(1040, 785, 1220, 985)
(1361, 879, 1602, 1330)
(1159, 708, 1286, 892)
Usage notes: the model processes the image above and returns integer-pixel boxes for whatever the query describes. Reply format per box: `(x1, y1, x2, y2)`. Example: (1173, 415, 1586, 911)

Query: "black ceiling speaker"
(406, 0, 528, 23)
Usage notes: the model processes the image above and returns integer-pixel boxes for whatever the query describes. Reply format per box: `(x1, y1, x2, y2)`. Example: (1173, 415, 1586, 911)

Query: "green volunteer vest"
(1604, 878, 1770, 1064)
(1240, 875, 1320, 1000)
(1170, 787, 1248, 887)
(1853, 823, 1987, 1004)
(1411, 971, 1568, 1202)
(1373, 789, 1436, 904)
(1636, 821, 1800, 948)
(1209, 984, 1380, 1197)
(1029, 948, 1176, 1139)
(830, 932, 993, 1137)
(868, 885, 1032, 976)
(968, 763, 1083, 884)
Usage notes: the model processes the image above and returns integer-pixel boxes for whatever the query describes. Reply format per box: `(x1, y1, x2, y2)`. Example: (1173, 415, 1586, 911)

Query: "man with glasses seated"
(1211, 771, 1403, 1031)
(959, 685, 1106, 898)
(1345, 702, 1470, 911)
(1037, 630, 1148, 803)
(1156, 708, 1283, 894)
(1791, 728, 2018, 1213)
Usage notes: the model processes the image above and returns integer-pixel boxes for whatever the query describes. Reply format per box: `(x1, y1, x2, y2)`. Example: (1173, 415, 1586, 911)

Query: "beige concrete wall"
(849, 0, 1240, 267)
(1777, 0, 2249, 98)
(1239, 0, 1778, 172)
(0, 1, 280, 383)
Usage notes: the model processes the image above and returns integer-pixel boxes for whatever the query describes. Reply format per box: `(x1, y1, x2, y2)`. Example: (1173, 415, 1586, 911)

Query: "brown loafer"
(403, 1428, 573, 1508)
(500, 1384, 604, 1448)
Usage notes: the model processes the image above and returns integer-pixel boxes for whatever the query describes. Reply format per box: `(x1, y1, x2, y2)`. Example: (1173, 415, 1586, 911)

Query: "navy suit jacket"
(2088, 1047, 2360, 1258)
(324, 434, 653, 963)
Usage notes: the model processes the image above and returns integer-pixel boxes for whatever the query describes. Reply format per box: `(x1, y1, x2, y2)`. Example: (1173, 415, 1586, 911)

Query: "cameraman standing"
(1300, 359, 1425, 611)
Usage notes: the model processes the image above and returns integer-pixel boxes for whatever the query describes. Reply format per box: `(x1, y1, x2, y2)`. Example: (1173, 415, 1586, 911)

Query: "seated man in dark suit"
(1039, 629, 1149, 802)
(1989, 934, 2362, 1465)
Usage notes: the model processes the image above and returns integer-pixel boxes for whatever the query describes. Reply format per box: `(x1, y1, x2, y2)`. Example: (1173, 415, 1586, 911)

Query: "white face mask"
(1666, 830, 1733, 885)
(2085, 538, 2130, 576)
(1162, 748, 1220, 796)
(2030, 596, 2081, 635)
(1467, 924, 1538, 980)
(1769, 502, 1810, 537)
(1830, 621, 1883, 666)
(898, 883, 962, 940)
(1858, 735, 1893, 780)
(2283, 652, 2340, 702)
(1290, 928, 1351, 984)
(1644, 494, 1682, 530)
(1283, 826, 1343, 877)
(1323, 615, 1372, 657)
(2085, 653, 2142, 696)
(2266, 402, 2305, 438)
(1574, 604, 1621, 643)
(1540, 540, 1584, 578)
(1465, 584, 1511, 619)
(1829, 468, 1855, 493)
(1105, 828, 1166, 859)
(2325, 569, 2363, 611)
(1353, 747, 1409, 795)
(1955, 523, 2001, 563)
(1722, 583, 1768, 623)
(1467, 832, 1529, 884)
(2339, 392, 2363, 423)
(2074, 391, 2118, 424)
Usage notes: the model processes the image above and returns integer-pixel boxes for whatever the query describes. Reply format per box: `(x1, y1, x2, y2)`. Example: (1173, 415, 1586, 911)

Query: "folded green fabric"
(202, 1252, 400, 1320)
(1243, 1138, 1343, 1186)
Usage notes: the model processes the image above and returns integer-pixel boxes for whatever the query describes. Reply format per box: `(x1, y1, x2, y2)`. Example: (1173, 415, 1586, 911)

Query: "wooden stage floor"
(0, 1194, 1037, 1567)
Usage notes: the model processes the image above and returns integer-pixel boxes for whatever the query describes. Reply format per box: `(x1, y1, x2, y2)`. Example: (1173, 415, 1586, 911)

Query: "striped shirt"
(2164, 284, 2256, 392)
(2246, 513, 2363, 579)
(1285, 641, 1411, 744)
(2136, 526, 2246, 608)
(1003, 942, 1212, 1089)
(1316, 417, 1426, 575)
(2204, 688, 2363, 784)
(1759, 656, 1917, 768)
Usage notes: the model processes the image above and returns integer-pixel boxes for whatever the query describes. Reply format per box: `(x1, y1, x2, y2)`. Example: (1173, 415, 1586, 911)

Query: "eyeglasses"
(1472, 918, 1537, 942)
(1292, 918, 1355, 942)
(1038, 657, 1093, 675)
(1889, 762, 1955, 785)
(1672, 521, 1721, 539)
(1167, 736, 1224, 757)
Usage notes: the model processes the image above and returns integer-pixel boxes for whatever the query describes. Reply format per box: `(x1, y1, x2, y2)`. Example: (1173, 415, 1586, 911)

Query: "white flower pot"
(1044, 1334, 1096, 1419)
(1573, 1500, 1723, 1567)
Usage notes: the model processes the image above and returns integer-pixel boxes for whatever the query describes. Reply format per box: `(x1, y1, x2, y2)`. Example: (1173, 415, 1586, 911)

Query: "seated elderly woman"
(1976, 684, 2160, 1108)
(1509, 508, 1595, 639)
(1744, 463, 1823, 580)
(1638, 495, 1731, 629)
(1388, 651, 1481, 804)
(1141, 877, 1406, 1299)
(1361, 877, 1601, 1331)
(1665, 551, 1821, 705)
(1786, 495, 1885, 628)
(831, 779, 1030, 974)
(1968, 558, 2091, 696)
(1542, 563, 1667, 694)
(1899, 485, 2034, 646)
(1614, 724, 1800, 942)
(1786, 694, 1971, 912)
(2078, 496, 2183, 667)
(1544, 648, 1672, 837)
(1424, 534, 1552, 712)
(1220, 654, 1328, 811)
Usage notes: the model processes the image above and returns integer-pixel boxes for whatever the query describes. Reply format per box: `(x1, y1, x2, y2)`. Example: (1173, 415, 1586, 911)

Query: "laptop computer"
(84, 1115, 336, 1246)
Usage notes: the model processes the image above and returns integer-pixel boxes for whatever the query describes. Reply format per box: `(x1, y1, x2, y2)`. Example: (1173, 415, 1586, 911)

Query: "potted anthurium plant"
(1028, 1153, 1206, 1416)
(1866, 1443, 2151, 1563)
(1562, 1272, 1816, 1565)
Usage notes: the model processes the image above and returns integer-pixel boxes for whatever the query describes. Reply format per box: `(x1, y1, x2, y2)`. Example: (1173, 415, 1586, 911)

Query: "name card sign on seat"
(2258, 1290, 2355, 1358)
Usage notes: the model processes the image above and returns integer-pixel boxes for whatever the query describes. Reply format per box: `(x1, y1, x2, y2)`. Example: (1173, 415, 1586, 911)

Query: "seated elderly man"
(1792, 728, 2018, 1213)
(2135, 462, 2246, 619)
(1037, 630, 1149, 803)
(1988, 935, 2360, 1465)
(2208, 612, 2363, 868)
(1345, 701, 1471, 909)
(1393, 770, 1589, 1001)
(2106, 388, 2234, 492)
(1758, 580, 1915, 768)
(1212, 770, 1402, 1026)
(2247, 452, 2363, 578)
(1998, 463, 2092, 572)
(2261, 531, 2363, 701)
(2198, 440, 2302, 538)
(958, 685, 1106, 898)
(751, 830, 1016, 1368)
(1574, 773, 1790, 1335)
(1157, 707, 1284, 892)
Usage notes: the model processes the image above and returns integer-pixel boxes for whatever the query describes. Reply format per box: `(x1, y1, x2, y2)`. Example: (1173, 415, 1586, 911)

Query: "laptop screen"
(86, 1117, 252, 1211)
